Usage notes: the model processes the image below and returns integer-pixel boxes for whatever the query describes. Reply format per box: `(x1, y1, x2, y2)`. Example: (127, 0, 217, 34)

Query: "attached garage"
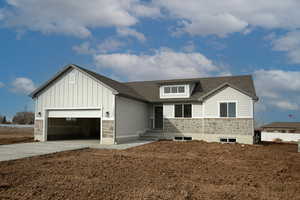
(45, 109, 101, 141)
(31, 64, 148, 145)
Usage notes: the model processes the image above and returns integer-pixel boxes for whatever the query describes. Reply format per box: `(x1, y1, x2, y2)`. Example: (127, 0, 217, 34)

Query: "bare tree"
(12, 112, 34, 125)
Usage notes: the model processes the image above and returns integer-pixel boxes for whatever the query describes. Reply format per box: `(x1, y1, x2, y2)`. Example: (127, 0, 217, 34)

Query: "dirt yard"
(0, 141, 299, 200)
(0, 127, 34, 145)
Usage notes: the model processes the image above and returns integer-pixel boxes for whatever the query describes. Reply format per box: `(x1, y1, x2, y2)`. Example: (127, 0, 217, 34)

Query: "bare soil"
(0, 127, 34, 145)
(0, 141, 299, 200)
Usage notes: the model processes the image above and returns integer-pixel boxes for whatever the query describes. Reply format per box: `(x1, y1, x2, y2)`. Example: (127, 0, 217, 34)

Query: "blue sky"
(1, 0, 300, 124)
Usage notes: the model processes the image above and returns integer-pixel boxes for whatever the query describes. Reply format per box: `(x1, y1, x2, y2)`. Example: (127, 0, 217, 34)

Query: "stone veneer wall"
(34, 120, 43, 141)
(164, 118, 253, 135)
(204, 118, 253, 135)
(164, 119, 204, 134)
(102, 120, 114, 139)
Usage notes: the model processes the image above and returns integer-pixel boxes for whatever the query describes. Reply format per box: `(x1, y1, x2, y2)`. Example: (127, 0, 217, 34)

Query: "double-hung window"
(219, 102, 236, 118)
(175, 104, 192, 118)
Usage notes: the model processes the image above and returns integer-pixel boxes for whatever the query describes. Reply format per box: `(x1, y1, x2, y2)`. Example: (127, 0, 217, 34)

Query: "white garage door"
(48, 109, 101, 118)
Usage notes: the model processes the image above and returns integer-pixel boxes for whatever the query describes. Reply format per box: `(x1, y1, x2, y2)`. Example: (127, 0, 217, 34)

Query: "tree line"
(0, 112, 34, 125)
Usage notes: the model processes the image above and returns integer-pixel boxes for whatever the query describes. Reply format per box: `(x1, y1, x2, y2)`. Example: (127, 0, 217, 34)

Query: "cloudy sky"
(0, 0, 300, 123)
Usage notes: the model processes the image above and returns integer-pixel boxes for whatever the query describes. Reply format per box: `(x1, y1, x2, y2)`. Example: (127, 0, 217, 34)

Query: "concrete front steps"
(139, 129, 165, 141)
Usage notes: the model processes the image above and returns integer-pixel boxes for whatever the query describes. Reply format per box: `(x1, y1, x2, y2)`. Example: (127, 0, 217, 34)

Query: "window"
(219, 102, 236, 118)
(220, 103, 227, 117)
(220, 138, 236, 143)
(164, 87, 171, 94)
(178, 86, 185, 93)
(228, 138, 236, 143)
(171, 87, 178, 93)
(175, 104, 183, 117)
(175, 104, 192, 118)
(184, 104, 192, 118)
(163, 85, 185, 94)
(220, 138, 228, 143)
(228, 103, 236, 117)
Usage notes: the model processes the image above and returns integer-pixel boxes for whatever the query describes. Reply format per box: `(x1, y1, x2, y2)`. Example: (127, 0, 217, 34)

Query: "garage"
(45, 109, 101, 141)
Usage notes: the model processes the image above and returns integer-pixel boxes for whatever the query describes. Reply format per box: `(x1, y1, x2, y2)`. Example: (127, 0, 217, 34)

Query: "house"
(30, 64, 258, 145)
(260, 122, 300, 142)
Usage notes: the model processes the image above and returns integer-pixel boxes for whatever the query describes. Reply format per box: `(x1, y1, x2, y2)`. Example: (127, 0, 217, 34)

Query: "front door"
(154, 106, 163, 129)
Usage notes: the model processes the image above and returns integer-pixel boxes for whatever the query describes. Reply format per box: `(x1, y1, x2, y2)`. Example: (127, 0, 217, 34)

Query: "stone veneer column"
(34, 120, 44, 141)
(102, 120, 115, 144)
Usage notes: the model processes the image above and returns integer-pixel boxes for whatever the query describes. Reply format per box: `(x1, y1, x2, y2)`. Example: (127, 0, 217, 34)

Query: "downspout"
(114, 95, 117, 144)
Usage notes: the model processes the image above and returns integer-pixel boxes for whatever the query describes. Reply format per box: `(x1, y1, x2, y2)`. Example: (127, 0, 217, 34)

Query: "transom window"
(220, 102, 236, 118)
(175, 104, 192, 118)
(164, 86, 185, 94)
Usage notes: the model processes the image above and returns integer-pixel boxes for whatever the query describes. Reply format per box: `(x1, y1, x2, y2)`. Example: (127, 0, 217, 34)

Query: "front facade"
(31, 64, 258, 145)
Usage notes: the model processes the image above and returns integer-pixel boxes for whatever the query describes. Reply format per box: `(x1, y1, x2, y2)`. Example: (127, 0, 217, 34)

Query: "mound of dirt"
(0, 141, 299, 200)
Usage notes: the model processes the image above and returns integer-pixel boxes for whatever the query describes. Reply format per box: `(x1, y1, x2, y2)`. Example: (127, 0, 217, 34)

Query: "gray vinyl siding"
(35, 68, 115, 120)
(115, 96, 148, 138)
(204, 86, 253, 118)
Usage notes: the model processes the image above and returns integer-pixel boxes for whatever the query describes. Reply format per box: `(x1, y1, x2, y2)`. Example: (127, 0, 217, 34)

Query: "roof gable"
(30, 64, 147, 102)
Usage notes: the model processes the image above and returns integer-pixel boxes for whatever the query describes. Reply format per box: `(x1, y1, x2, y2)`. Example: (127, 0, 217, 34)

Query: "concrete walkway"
(0, 140, 153, 162)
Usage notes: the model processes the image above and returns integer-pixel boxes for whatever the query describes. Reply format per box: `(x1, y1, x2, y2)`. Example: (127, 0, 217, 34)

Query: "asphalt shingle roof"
(31, 64, 258, 103)
(261, 122, 300, 129)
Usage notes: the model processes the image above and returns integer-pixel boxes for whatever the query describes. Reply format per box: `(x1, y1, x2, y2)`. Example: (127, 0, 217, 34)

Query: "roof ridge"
(124, 74, 253, 84)
(72, 64, 123, 84)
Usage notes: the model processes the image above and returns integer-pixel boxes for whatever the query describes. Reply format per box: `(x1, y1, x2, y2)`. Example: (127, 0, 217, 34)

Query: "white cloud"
(11, 77, 36, 95)
(97, 38, 126, 53)
(182, 41, 196, 52)
(271, 31, 300, 64)
(94, 48, 227, 81)
(270, 101, 299, 110)
(73, 38, 125, 55)
(0, 0, 159, 38)
(154, 0, 300, 37)
(72, 42, 95, 55)
(117, 27, 146, 42)
(254, 69, 300, 111)
(0, 81, 4, 88)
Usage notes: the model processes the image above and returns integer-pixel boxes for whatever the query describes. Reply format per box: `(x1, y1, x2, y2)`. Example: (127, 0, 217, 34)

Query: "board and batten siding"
(204, 86, 253, 118)
(34, 68, 115, 120)
(115, 96, 148, 141)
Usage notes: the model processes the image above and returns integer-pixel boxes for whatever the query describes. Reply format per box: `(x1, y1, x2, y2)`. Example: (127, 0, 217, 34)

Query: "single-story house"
(261, 122, 300, 142)
(30, 64, 259, 145)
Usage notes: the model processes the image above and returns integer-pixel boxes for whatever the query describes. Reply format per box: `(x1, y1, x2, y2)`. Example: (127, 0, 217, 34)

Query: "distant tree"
(12, 112, 34, 125)
(2, 116, 6, 124)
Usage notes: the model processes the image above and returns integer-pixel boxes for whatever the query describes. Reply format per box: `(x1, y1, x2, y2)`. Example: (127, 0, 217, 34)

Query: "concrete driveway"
(0, 140, 153, 162)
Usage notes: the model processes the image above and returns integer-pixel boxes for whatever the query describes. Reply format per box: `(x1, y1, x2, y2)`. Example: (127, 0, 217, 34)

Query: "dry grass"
(0, 127, 34, 145)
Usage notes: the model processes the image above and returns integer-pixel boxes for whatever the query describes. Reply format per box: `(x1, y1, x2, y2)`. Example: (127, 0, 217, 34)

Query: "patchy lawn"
(0, 141, 299, 200)
(0, 127, 34, 145)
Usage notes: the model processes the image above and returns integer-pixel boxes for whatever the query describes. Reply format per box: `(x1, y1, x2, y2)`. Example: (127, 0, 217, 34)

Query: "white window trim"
(160, 85, 190, 99)
(174, 103, 192, 118)
(163, 85, 186, 95)
(218, 101, 238, 118)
